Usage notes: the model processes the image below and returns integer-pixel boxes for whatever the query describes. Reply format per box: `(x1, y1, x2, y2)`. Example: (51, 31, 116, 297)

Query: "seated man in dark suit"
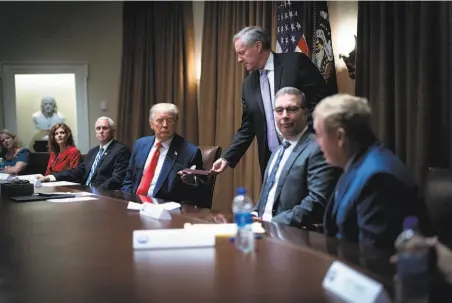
(314, 94, 430, 249)
(121, 103, 210, 208)
(37, 117, 131, 190)
(252, 87, 341, 228)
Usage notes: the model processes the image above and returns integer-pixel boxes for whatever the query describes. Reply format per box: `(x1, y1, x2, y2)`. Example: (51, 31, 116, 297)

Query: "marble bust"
(32, 96, 66, 140)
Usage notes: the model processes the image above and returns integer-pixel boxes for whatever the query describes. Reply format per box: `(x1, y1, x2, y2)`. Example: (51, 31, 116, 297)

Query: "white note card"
(46, 197, 98, 203)
(133, 229, 215, 250)
(322, 261, 391, 303)
(127, 201, 143, 210)
(139, 203, 172, 220)
(183, 222, 266, 235)
(41, 181, 81, 187)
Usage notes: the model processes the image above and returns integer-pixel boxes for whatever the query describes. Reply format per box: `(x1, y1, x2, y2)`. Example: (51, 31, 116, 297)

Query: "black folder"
(10, 193, 76, 202)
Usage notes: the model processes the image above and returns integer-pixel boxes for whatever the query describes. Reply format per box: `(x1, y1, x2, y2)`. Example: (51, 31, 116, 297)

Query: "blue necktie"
(258, 141, 291, 216)
(85, 147, 104, 186)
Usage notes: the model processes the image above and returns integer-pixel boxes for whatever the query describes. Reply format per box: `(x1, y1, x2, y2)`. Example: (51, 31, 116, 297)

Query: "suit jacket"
(253, 131, 341, 228)
(46, 146, 81, 175)
(223, 52, 331, 179)
(121, 134, 210, 208)
(54, 140, 131, 190)
(323, 142, 431, 249)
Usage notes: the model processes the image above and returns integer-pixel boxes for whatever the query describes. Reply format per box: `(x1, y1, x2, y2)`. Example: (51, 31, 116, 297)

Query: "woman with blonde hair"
(45, 123, 81, 175)
(0, 129, 31, 175)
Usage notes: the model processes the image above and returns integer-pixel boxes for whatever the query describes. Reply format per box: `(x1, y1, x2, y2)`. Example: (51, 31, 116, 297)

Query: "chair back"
(22, 152, 50, 175)
(424, 167, 452, 242)
(199, 146, 222, 206)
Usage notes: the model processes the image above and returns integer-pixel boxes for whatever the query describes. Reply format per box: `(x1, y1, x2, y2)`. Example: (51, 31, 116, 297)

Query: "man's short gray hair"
(233, 26, 271, 50)
(313, 94, 374, 145)
(275, 87, 307, 108)
(149, 103, 179, 121)
(96, 116, 116, 130)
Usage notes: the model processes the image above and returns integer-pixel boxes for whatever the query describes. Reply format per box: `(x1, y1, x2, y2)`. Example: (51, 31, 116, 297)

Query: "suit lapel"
(94, 140, 116, 171)
(153, 135, 180, 194)
(257, 151, 278, 216)
(273, 53, 283, 92)
(137, 138, 155, 179)
(273, 132, 311, 204)
(252, 72, 265, 117)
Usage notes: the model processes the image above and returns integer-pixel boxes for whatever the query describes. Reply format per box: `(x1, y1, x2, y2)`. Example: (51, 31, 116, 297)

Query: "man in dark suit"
(121, 103, 210, 208)
(314, 94, 431, 249)
(251, 87, 340, 228)
(210, 26, 331, 179)
(38, 117, 131, 190)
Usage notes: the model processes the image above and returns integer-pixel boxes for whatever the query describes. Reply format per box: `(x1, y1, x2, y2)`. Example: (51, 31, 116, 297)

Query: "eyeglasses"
(274, 106, 303, 115)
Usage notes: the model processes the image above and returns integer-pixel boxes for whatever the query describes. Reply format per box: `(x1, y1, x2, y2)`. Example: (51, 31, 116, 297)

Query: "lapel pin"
(174, 151, 178, 156)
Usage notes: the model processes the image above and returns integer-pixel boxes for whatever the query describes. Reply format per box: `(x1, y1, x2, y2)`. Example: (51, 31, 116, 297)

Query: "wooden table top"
(0, 185, 396, 302)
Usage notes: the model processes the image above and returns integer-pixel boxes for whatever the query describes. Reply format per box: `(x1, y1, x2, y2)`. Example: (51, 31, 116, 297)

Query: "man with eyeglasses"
(121, 103, 210, 208)
(210, 26, 331, 180)
(251, 87, 341, 229)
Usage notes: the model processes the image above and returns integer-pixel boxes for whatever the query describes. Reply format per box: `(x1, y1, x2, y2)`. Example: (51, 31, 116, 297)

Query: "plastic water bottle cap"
(403, 216, 419, 230)
(236, 187, 247, 195)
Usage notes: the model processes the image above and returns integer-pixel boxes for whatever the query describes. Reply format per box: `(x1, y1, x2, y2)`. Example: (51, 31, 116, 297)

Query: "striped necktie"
(85, 147, 104, 186)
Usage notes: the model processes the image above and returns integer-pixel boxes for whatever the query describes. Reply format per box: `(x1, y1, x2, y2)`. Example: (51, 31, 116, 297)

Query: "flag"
(276, 1, 338, 94)
(311, 1, 338, 94)
(276, 1, 309, 55)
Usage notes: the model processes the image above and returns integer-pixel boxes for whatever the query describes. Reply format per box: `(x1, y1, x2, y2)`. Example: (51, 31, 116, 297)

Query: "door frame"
(0, 61, 90, 153)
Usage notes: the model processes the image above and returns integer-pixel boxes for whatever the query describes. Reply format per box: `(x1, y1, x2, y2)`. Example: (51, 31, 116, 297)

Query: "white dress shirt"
(262, 52, 283, 140)
(48, 139, 114, 182)
(144, 137, 173, 197)
(262, 127, 307, 222)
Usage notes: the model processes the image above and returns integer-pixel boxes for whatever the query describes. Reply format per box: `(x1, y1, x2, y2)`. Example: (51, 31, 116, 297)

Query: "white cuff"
(48, 175, 56, 182)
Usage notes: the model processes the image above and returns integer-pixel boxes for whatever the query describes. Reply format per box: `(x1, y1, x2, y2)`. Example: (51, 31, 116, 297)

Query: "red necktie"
(136, 142, 162, 196)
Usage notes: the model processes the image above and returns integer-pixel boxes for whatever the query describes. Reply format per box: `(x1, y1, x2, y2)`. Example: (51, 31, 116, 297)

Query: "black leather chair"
(199, 146, 222, 207)
(424, 167, 452, 243)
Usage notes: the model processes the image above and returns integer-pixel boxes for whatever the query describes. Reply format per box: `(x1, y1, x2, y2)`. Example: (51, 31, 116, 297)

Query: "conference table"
(0, 185, 406, 302)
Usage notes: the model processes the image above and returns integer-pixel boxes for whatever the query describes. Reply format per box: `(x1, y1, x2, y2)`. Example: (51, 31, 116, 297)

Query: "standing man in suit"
(251, 87, 340, 228)
(121, 103, 210, 208)
(38, 117, 131, 190)
(314, 94, 431, 249)
(210, 26, 331, 179)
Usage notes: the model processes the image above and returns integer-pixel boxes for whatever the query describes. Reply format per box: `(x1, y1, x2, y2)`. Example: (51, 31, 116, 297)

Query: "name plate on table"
(322, 261, 390, 303)
(133, 229, 215, 250)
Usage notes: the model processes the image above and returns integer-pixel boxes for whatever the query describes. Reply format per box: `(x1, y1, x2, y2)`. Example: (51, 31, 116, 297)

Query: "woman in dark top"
(45, 123, 81, 175)
(0, 129, 31, 175)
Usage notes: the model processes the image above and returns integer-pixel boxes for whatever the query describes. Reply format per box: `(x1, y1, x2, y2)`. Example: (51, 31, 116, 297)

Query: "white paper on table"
(50, 191, 96, 197)
(0, 173, 12, 181)
(41, 181, 81, 187)
(46, 197, 98, 203)
(183, 222, 266, 235)
(127, 201, 181, 211)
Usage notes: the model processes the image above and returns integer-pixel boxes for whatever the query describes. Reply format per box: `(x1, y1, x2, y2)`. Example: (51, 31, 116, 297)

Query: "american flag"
(276, 1, 309, 55)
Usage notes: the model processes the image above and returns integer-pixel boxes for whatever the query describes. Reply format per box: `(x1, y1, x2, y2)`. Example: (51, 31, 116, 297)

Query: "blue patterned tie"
(260, 70, 281, 152)
(258, 141, 291, 216)
(85, 147, 104, 186)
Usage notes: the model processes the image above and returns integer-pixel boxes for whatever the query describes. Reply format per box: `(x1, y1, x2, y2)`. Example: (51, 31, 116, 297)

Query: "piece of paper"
(46, 197, 98, 203)
(50, 191, 95, 196)
(41, 181, 81, 187)
(0, 173, 12, 181)
(183, 222, 266, 235)
(127, 201, 143, 210)
(127, 201, 181, 211)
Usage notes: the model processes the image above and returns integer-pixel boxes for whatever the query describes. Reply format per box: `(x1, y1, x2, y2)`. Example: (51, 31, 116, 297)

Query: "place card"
(322, 261, 390, 303)
(139, 202, 171, 220)
(133, 229, 215, 250)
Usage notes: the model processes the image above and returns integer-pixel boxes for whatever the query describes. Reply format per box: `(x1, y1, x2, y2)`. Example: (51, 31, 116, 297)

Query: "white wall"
(0, 1, 123, 148)
(191, 1, 358, 95)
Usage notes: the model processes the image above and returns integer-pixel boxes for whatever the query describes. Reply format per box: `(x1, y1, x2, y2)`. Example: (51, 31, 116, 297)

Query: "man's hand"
(210, 158, 229, 174)
(178, 165, 198, 186)
(36, 175, 51, 182)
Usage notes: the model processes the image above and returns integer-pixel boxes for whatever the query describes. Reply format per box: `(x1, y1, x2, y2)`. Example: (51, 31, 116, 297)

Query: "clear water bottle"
(232, 187, 254, 253)
(395, 216, 430, 303)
